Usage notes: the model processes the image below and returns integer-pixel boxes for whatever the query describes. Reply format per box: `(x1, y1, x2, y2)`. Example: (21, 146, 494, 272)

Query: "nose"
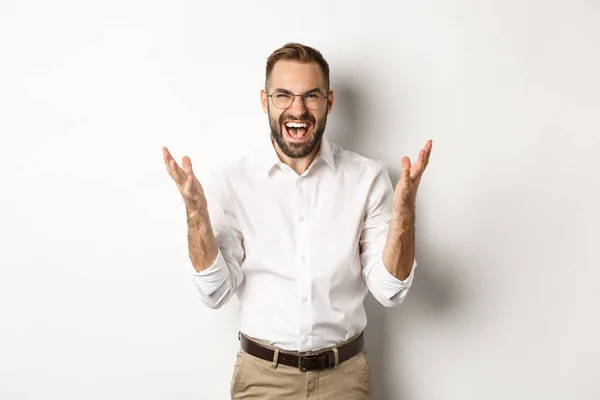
(288, 95, 308, 115)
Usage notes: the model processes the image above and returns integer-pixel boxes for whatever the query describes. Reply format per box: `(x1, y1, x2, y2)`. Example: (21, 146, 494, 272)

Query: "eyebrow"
(273, 87, 323, 95)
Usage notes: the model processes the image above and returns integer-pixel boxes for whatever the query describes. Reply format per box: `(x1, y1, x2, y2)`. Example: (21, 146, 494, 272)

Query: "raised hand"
(162, 147, 208, 216)
(393, 140, 433, 212)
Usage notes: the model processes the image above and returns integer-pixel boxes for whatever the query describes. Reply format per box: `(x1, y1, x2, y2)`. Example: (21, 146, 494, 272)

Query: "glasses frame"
(266, 89, 330, 110)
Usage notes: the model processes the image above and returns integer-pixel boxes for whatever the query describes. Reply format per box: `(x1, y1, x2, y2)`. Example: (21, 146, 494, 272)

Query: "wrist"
(186, 204, 208, 218)
(390, 208, 415, 233)
(392, 205, 415, 220)
(393, 195, 415, 211)
(186, 207, 210, 228)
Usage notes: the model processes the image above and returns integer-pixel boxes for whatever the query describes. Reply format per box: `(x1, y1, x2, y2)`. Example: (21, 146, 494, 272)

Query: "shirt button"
(298, 216, 304, 222)
(302, 296, 308, 302)
(300, 256, 306, 262)
(303, 337, 309, 344)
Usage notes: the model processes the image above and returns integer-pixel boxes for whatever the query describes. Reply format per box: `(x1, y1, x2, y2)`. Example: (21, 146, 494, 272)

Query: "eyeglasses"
(266, 89, 328, 110)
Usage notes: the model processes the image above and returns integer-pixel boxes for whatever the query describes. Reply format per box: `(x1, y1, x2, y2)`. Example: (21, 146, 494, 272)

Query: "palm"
(393, 140, 433, 211)
(162, 147, 207, 211)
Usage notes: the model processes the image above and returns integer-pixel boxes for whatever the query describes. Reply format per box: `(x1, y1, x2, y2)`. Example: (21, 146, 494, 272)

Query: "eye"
(275, 92, 292, 99)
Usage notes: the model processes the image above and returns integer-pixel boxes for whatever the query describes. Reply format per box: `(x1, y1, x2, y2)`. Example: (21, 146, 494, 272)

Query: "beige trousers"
(230, 346, 372, 399)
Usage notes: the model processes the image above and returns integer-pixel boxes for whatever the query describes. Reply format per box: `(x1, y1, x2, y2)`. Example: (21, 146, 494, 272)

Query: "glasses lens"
(303, 92, 325, 110)
(272, 91, 293, 108)
(271, 91, 327, 109)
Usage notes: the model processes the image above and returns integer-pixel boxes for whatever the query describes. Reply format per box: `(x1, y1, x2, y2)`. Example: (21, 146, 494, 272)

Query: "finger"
(163, 147, 179, 176)
(424, 140, 432, 166)
(182, 156, 194, 176)
(181, 156, 197, 193)
(413, 173, 423, 188)
(163, 147, 172, 171)
(411, 150, 426, 180)
(162, 146, 170, 161)
(415, 140, 433, 178)
(401, 156, 411, 183)
(169, 159, 186, 184)
(163, 146, 177, 166)
(417, 141, 433, 183)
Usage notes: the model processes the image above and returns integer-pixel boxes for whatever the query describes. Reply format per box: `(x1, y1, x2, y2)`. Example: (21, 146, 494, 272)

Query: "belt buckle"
(297, 353, 329, 372)
(297, 354, 312, 372)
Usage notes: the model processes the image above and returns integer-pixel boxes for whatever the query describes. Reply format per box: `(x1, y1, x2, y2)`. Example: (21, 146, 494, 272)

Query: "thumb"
(182, 156, 193, 176)
(401, 157, 411, 182)
(185, 172, 194, 192)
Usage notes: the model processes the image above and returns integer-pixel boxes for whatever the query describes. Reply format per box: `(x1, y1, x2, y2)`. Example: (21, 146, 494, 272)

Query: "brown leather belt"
(238, 332, 364, 372)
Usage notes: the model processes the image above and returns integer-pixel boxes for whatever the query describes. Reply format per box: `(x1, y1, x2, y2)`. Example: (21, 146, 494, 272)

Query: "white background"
(1, 0, 599, 399)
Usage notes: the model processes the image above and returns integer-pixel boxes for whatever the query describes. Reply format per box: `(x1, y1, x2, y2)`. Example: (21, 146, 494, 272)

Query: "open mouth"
(284, 121, 312, 141)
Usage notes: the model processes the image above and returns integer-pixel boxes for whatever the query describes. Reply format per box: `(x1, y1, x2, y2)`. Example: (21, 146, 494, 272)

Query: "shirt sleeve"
(360, 162, 417, 307)
(189, 171, 245, 309)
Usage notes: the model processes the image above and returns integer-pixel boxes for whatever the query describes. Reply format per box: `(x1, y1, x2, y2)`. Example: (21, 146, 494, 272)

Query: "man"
(163, 43, 432, 399)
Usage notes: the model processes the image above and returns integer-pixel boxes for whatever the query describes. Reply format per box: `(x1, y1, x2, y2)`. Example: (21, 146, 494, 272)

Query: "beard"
(269, 109, 327, 159)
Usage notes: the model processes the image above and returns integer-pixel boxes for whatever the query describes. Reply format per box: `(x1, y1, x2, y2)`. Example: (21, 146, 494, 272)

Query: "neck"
(272, 138, 322, 176)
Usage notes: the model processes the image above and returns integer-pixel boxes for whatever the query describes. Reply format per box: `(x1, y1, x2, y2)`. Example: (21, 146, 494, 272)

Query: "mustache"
(279, 112, 315, 125)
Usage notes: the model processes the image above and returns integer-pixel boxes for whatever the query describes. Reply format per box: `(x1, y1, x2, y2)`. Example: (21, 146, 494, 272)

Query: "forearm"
(382, 208, 415, 281)
(187, 208, 219, 273)
(187, 204, 245, 309)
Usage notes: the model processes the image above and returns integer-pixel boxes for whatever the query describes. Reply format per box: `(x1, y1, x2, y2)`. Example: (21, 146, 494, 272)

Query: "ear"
(261, 90, 268, 113)
(326, 90, 335, 114)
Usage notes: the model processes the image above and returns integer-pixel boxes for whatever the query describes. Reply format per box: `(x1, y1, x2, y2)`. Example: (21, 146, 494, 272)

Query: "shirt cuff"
(371, 258, 417, 299)
(190, 250, 229, 296)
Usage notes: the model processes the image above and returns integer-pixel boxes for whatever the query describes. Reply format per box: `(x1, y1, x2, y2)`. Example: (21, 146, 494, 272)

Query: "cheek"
(314, 111, 326, 124)
(269, 111, 283, 126)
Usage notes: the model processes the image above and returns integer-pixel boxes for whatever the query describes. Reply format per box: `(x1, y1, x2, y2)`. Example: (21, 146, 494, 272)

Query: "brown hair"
(265, 43, 330, 90)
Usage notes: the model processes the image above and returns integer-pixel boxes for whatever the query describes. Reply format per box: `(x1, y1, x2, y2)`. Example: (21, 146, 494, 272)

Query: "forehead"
(269, 60, 326, 92)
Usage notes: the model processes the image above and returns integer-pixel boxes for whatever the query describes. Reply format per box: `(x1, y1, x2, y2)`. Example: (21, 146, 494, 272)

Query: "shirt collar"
(258, 135, 336, 175)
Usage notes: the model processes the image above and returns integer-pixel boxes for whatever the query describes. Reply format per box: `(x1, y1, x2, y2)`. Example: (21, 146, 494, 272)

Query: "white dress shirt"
(190, 135, 417, 351)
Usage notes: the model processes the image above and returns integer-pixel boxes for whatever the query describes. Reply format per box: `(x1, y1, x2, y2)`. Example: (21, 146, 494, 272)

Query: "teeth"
(286, 122, 308, 128)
